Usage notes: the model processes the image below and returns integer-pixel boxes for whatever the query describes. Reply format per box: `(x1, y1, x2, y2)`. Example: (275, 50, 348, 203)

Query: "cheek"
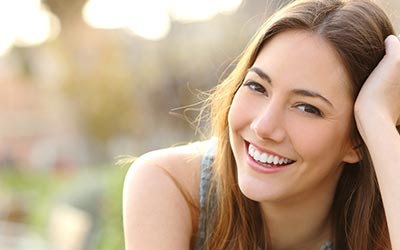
(228, 89, 250, 130)
(286, 116, 352, 163)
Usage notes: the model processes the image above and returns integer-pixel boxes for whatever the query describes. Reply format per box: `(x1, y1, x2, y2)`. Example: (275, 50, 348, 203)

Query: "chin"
(237, 173, 289, 203)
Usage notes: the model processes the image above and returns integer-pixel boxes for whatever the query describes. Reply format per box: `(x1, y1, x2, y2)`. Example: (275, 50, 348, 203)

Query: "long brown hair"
(202, 0, 396, 249)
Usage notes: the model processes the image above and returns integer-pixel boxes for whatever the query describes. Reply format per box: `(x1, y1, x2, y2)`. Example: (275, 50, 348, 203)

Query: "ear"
(342, 143, 362, 164)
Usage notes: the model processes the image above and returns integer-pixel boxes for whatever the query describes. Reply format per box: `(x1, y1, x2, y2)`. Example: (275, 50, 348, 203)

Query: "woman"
(123, 0, 400, 249)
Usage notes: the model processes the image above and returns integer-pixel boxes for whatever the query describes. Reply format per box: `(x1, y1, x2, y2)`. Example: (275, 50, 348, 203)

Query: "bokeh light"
(82, 0, 243, 40)
(0, 0, 60, 56)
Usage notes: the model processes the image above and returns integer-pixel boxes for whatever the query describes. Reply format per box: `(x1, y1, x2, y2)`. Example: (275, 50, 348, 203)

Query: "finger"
(384, 35, 400, 126)
(384, 35, 400, 57)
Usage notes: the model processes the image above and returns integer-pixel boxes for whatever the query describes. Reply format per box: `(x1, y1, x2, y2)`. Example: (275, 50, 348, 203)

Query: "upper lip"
(245, 140, 295, 161)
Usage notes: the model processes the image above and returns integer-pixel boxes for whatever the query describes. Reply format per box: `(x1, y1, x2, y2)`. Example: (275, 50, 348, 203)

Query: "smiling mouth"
(247, 143, 295, 167)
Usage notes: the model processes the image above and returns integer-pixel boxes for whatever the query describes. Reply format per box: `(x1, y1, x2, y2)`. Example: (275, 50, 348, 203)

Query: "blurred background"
(0, 0, 398, 249)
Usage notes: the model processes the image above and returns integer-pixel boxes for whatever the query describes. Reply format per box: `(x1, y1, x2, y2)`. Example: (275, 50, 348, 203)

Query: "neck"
(260, 178, 338, 250)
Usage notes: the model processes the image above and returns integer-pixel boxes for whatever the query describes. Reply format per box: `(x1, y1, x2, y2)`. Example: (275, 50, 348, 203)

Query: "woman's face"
(228, 30, 359, 204)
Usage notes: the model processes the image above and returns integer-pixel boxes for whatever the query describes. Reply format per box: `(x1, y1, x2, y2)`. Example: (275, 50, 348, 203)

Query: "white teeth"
(273, 156, 279, 165)
(260, 153, 268, 162)
(248, 144, 293, 166)
(249, 146, 255, 156)
(254, 151, 261, 161)
(267, 155, 274, 164)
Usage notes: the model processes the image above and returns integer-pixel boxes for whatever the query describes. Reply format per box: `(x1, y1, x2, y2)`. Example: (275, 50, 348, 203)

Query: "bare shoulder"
(127, 139, 212, 201)
(123, 139, 212, 250)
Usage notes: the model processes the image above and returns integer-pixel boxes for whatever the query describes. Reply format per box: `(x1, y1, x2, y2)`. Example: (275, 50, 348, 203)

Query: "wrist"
(355, 105, 396, 126)
(355, 109, 398, 143)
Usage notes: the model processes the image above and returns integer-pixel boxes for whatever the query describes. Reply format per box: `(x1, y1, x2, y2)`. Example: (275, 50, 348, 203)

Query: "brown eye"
(295, 104, 322, 117)
(243, 81, 268, 95)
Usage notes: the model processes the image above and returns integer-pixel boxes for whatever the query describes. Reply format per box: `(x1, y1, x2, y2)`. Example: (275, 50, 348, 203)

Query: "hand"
(355, 35, 400, 131)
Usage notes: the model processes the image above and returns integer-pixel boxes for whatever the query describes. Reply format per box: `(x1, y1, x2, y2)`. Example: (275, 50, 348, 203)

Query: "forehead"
(252, 30, 353, 99)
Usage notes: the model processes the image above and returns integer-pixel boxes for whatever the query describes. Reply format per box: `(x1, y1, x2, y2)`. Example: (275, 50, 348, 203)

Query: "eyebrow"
(247, 67, 272, 84)
(292, 89, 333, 107)
(247, 67, 333, 107)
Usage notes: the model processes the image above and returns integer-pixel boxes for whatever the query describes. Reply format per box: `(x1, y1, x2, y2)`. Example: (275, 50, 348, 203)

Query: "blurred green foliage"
(0, 169, 62, 232)
(0, 165, 129, 250)
(96, 165, 129, 250)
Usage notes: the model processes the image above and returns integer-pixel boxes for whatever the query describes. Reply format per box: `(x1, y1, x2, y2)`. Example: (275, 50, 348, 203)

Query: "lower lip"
(245, 146, 293, 174)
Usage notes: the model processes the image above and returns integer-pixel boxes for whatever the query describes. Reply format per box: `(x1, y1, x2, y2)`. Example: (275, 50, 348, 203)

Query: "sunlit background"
(0, 0, 398, 249)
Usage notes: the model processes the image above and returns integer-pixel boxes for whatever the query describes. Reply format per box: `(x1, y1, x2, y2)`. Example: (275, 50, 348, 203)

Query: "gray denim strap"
(195, 141, 215, 250)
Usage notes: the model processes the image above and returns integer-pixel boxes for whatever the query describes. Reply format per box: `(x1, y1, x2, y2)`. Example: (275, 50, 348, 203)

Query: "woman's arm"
(122, 148, 199, 250)
(355, 35, 400, 249)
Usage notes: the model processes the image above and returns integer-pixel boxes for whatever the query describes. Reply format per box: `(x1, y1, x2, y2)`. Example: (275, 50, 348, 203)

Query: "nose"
(250, 99, 286, 143)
